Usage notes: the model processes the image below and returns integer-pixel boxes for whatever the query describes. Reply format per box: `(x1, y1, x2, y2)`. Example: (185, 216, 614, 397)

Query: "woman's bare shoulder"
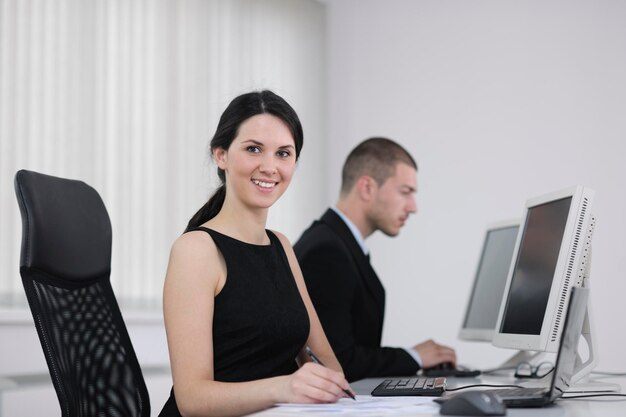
(166, 230, 223, 285)
(171, 229, 218, 257)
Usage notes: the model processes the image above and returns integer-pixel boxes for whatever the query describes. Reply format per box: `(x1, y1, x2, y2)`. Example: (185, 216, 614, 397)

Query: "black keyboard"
(371, 377, 446, 397)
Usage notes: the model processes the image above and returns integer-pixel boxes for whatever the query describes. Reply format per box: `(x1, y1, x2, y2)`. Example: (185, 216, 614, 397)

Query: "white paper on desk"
(273, 395, 440, 415)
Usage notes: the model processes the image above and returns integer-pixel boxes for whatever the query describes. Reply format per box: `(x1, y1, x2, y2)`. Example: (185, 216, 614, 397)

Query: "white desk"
(247, 374, 626, 417)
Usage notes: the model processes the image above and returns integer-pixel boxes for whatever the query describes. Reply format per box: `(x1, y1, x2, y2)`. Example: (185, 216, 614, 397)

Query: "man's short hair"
(340, 137, 417, 195)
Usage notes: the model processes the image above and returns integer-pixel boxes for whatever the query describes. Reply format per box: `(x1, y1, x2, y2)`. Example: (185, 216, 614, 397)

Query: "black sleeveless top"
(159, 228, 310, 416)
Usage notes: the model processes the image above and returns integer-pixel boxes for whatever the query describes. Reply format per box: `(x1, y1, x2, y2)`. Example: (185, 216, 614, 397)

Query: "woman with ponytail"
(160, 91, 353, 417)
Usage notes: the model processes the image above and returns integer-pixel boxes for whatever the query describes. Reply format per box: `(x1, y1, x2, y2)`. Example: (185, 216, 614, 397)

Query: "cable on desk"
(591, 370, 626, 376)
(445, 384, 524, 392)
(560, 393, 626, 400)
(480, 366, 517, 375)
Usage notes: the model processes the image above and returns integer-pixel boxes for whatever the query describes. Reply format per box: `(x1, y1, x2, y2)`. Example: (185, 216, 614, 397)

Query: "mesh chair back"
(14, 170, 150, 417)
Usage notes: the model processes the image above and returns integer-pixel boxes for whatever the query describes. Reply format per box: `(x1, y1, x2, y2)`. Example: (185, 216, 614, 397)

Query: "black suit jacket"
(294, 209, 419, 382)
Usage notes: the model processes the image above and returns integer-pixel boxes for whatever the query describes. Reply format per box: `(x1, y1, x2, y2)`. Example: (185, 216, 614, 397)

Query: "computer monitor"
(458, 220, 520, 342)
(493, 186, 595, 359)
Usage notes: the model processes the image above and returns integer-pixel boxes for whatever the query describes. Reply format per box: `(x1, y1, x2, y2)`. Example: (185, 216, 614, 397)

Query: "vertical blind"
(0, 0, 327, 304)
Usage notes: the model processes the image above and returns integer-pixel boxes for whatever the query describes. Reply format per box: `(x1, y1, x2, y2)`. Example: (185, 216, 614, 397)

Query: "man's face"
(367, 162, 417, 236)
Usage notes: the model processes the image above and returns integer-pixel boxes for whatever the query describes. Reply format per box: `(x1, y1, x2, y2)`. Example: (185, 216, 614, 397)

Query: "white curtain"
(0, 0, 327, 303)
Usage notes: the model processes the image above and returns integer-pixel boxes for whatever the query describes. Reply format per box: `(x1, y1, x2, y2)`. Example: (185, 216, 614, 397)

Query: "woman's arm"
(163, 231, 350, 417)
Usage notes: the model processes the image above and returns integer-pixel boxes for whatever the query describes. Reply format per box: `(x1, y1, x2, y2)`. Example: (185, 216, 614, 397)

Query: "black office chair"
(14, 169, 150, 417)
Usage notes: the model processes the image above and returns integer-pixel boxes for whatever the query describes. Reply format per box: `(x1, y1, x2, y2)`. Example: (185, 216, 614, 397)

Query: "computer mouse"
(438, 391, 506, 416)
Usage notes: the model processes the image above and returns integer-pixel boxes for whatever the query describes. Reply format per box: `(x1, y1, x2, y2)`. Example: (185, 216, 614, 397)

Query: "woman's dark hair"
(186, 90, 303, 231)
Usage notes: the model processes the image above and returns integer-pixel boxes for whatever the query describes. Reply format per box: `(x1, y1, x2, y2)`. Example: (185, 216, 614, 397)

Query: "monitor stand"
(567, 297, 621, 393)
(497, 350, 543, 370)
(567, 249, 620, 393)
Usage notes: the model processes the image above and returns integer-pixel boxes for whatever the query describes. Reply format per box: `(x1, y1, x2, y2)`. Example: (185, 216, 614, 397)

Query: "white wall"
(326, 0, 626, 370)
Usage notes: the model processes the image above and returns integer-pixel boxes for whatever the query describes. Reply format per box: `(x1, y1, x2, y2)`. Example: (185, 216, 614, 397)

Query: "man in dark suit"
(294, 137, 456, 382)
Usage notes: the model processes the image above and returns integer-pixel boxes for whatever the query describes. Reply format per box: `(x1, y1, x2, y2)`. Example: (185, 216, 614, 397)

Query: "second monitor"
(459, 220, 520, 343)
(423, 220, 519, 378)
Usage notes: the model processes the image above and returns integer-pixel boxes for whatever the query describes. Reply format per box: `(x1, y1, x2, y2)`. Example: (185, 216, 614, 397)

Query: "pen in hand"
(305, 346, 356, 400)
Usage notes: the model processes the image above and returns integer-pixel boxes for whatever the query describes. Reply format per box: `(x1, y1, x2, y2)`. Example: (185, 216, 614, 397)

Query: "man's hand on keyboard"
(413, 339, 457, 368)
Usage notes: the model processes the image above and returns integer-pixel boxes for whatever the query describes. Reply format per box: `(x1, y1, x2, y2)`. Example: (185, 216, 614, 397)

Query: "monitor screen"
(460, 222, 519, 341)
(499, 197, 572, 335)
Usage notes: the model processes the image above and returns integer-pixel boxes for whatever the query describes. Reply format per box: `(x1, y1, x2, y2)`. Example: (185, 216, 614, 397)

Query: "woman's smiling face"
(214, 113, 297, 210)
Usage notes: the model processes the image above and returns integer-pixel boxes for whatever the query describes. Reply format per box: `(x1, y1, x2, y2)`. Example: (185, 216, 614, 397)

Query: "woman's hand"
(277, 362, 354, 404)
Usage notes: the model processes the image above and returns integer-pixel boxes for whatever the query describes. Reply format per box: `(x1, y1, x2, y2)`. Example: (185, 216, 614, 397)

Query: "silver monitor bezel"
(492, 186, 595, 353)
